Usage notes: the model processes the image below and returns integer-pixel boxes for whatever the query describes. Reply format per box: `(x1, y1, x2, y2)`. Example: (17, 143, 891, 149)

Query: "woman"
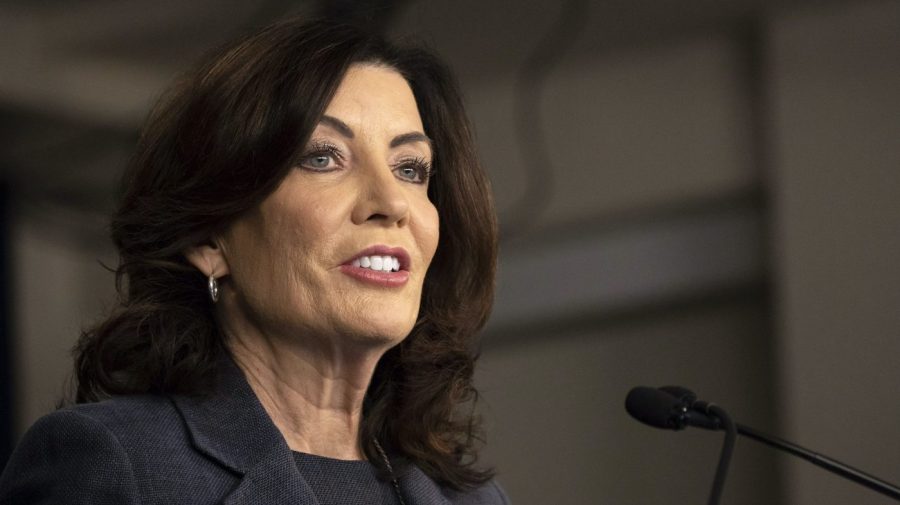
(0, 18, 506, 505)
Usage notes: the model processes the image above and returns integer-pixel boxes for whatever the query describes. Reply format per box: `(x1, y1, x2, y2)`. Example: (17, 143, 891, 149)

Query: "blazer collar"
(171, 352, 454, 505)
(172, 353, 286, 473)
(171, 353, 316, 504)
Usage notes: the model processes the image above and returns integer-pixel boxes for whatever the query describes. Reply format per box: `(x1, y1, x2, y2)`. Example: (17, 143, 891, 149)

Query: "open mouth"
(351, 255, 401, 272)
(340, 246, 411, 287)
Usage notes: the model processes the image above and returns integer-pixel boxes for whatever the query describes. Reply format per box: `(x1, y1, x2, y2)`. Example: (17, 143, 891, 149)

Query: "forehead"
(323, 64, 424, 132)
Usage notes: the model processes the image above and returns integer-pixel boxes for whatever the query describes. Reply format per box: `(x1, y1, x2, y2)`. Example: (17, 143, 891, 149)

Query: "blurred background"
(1, 0, 898, 503)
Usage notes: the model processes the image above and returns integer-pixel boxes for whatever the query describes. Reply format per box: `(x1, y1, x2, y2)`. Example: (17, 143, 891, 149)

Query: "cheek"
(227, 195, 328, 288)
(271, 185, 340, 250)
(415, 200, 440, 265)
(263, 204, 311, 269)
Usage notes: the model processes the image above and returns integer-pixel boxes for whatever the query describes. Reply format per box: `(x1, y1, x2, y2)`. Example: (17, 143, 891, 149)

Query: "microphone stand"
(706, 406, 736, 505)
(735, 423, 900, 501)
(626, 386, 900, 502)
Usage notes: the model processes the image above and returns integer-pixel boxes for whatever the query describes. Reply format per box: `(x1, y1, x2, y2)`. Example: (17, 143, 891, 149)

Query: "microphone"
(657, 385, 696, 404)
(625, 386, 721, 431)
(625, 385, 900, 503)
(624, 386, 685, 430)
(625, 386, 736, 505)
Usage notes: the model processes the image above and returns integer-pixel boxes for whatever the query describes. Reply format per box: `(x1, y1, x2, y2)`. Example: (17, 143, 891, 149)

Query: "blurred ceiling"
(0, 0, 848, 215)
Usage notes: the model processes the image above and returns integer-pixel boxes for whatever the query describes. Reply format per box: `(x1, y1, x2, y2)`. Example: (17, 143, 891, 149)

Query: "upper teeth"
(352, 255, 401, 272)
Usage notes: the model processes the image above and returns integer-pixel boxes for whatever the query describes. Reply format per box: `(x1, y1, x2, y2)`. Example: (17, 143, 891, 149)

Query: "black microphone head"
(625, 386, 688, 430)
(659, 385, 697, 405)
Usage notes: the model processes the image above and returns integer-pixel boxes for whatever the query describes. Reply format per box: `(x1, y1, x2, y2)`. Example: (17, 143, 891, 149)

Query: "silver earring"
(208, 275, 219, 303)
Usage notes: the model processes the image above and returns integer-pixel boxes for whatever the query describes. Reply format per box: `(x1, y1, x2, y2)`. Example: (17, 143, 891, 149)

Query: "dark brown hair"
(72, 18, 498, 490)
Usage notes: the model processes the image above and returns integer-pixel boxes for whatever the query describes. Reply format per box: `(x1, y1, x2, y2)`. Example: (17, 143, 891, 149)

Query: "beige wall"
(477, 300, 779, 504)
(768, 1, 900, 504)
(12, 206, 116, 433)
(464, 33, 756, 229)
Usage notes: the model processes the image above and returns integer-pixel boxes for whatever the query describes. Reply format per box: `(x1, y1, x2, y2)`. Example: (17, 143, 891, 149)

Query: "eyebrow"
(320, 115, 355, 139)
(390, 132, 432, 151)
(319, 115, 433, 152)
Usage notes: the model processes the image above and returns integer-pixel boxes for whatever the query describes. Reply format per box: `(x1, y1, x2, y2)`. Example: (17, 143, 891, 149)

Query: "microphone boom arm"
(734, 423, 900, 501)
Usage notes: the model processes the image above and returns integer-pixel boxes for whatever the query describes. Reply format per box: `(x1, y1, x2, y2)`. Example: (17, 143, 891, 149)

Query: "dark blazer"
(0, 357, 508, 505)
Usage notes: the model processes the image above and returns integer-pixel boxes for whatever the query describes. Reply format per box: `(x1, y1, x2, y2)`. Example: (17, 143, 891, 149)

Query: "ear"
(183, 239, 230, 278)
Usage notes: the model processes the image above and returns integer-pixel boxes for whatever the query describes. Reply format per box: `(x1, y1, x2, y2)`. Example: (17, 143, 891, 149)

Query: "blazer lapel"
(221, 446, 315, 505)
(171, 354, 319, 505)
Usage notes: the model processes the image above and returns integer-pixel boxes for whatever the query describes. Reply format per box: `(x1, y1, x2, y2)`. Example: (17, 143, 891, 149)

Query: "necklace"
(373, 438, 407, 505)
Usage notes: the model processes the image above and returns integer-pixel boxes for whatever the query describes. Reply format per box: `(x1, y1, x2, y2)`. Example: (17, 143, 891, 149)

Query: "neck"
(225, 324, 385, 461)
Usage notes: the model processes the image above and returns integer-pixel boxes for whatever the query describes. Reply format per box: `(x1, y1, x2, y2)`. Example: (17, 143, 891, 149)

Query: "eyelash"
(298, 141, 435, 184)
(394, 156, 435, 184)
(298, 141, 344, 171)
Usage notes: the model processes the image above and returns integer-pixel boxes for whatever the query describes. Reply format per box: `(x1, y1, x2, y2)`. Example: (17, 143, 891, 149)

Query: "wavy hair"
(71, 18, 497, 490)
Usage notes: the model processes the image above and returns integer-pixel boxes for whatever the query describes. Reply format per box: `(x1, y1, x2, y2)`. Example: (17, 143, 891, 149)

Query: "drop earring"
(208, 274, 219, 303)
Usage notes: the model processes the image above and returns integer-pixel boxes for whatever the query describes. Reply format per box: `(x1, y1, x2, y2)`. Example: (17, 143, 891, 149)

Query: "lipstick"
(340, 245, 411, 288)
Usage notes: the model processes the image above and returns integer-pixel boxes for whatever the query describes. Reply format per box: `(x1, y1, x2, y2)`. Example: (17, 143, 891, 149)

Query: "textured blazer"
(0, 357, 509, 505)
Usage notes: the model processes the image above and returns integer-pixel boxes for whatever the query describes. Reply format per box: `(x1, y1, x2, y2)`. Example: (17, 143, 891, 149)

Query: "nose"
(351, 161, 411, 227)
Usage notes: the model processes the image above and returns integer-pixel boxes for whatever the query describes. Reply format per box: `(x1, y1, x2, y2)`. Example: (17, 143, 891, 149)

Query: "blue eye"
(394, 157, 433, 184)
(299, 141, 342, 172)
(305, 154, 333, 169)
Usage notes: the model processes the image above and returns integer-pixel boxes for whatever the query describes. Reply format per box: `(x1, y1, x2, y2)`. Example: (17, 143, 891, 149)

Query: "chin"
(346, 315, 416, 348)
(338, 296, 420, 344)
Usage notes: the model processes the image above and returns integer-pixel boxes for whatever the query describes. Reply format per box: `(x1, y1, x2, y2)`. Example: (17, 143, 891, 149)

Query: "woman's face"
(218, 64, 439, 350)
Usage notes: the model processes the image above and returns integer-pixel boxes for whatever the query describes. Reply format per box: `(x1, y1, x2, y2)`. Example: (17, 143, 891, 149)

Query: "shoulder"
(403, 465, 511, 505)
(0, 406, 143, 504)
(0, 395, 232, 505)
(61, 395, 184, 447)
(444, 480, 511, 505)
(27, 395, 189, 465)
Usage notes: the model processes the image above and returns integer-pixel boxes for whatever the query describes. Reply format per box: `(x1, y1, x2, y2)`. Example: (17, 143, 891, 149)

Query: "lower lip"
(339, 265, 410, 287)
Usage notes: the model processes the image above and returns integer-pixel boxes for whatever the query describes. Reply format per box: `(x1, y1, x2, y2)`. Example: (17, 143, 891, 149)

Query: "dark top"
(0, 354, 509, 505)
(291, 451, 398, 505)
